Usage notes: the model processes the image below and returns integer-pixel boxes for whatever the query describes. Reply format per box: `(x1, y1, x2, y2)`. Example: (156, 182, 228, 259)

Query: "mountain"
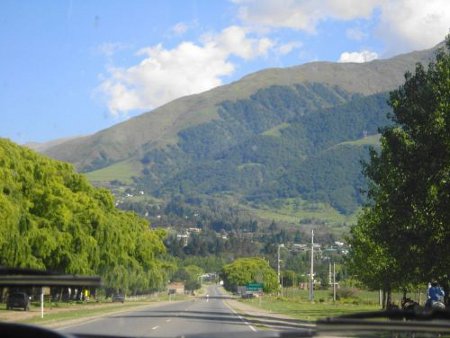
(25, 135, 81, 152)
(44, 45, 437, 170)
(41, 43, 441, 224)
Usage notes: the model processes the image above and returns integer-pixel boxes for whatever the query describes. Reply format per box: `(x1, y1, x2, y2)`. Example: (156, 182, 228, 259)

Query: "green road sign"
(246, 283, 263, 291)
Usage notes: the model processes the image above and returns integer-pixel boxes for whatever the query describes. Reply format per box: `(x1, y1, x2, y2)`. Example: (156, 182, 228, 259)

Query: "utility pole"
(278, 244, 281, 286)
(309, 229, 314, 302)
(328, 262, 332, 286)
(333, 262, 336, 303)
(277, 244, 284, 294)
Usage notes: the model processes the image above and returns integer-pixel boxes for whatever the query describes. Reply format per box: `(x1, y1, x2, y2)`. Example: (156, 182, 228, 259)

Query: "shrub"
(333, 287, 358, 300)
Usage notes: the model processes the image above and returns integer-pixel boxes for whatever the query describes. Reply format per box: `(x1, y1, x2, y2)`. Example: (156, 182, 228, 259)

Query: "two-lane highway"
(61, 286, 276, 337)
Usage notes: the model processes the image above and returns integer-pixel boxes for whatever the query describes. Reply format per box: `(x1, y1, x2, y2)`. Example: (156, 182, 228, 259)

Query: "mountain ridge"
(43, 43, 439, 171)
(37, 42, 444, 224)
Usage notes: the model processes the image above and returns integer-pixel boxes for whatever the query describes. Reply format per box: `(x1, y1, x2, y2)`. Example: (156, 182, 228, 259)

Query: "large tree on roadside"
(221, 257, 278, 293)
(349, 37, 450, 302)
(0, 139, 168, 294)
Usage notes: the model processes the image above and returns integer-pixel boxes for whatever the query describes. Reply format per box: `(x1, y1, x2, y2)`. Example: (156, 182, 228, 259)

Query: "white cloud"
(232, 0, 450, 54)
(338, 50, 378, 63)
(277, 41, 302, 55)
(97, 26, 274, 117)
(97, 42, 128, 58)
(171, 22, 189, 35)
(233, 0, 379, 32)
(346, 27, 368, 41)
(202, 25, 274, 60)
(376, 0, 450, 54)
(325, 0, 380, 20)
(97, 1, 450, 117)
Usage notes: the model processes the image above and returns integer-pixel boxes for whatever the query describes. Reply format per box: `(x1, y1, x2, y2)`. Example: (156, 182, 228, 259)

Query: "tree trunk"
(441, 280, 449, 306)
(382, 289, 387, 309)
(387, 289, 392, 308)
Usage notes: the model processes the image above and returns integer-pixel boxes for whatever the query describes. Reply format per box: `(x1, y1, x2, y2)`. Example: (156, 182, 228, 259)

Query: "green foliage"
(85, 160, 140, 184)
(278, 144, 373, 214)
(184, 279, 201, 291)
(221, 257, 278, 293)
(172, 264, 203, 291)
(45, 47, 437, 224)
(180, 255, 226, 272)
(349, 36, 450, 293)
(281, 270, 297, 287)
(134, 85, 391, 216)
(0, 139, 167, 293)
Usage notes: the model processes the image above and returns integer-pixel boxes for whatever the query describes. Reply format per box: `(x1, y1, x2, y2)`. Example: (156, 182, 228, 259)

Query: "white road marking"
(152, 325, 160, 330)
(166, 319, 171, 322)
(225, 301, 257, 333)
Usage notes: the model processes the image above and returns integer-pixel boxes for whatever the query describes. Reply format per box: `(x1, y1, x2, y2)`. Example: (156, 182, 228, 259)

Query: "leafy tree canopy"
(0, 138, 167, 293)
(348, 37, 450, 295)
(221, 257, 278, 293)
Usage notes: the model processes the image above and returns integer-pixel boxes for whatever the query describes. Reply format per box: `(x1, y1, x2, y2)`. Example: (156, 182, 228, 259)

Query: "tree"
(172, 264, 204, 292)
(348, 37, 450, 302)
(221, 257, 278, 293)
(347, 209, 404, 307)
(281, 270, 297, 287)
(0, 139, 168, 294)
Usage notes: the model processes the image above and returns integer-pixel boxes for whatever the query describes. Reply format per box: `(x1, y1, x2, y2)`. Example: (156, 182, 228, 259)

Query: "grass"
(241, 289, 379, 321)
(338, 134, 381, 147)
(245, 297, 379, 321)
(262, 123, 290, 137)
(242, 198, 358, 236)
(85, 160, 141, 184)
(241, 288, 425, 322)
(237, 163, 264, 170)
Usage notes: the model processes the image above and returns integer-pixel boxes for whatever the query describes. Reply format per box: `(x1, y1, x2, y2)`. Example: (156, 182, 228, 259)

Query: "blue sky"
(1, 0, 449, 144)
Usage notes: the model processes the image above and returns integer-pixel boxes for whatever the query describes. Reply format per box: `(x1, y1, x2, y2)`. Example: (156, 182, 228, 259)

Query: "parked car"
(6, 292, 30, 311)
(112, 294, 125, 303)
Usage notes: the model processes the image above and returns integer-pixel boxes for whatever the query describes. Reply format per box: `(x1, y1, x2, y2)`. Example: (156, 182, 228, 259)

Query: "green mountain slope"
(146, 91, 390, 214)
(43, 44, 438, 172)
(40, 43, 442, 223)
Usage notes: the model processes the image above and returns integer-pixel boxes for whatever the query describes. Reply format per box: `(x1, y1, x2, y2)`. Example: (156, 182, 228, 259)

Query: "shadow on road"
(195, 295, 237, 300)
(110, 309, 311, 331)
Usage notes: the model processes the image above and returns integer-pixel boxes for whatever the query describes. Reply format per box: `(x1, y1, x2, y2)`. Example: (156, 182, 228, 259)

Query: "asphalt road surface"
(60, 285, 278, 338)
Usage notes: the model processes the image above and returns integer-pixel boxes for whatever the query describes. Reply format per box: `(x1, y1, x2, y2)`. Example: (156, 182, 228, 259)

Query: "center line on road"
(225, 301, 258, 333)
(152, 326, 160, 330)
(166, 319, 171, 322)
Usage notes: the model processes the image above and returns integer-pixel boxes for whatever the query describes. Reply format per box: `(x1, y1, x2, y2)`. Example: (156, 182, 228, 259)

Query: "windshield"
(1, 1, 450, 337)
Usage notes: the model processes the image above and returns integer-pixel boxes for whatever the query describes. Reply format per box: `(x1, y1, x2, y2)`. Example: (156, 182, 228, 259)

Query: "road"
(60, 285, 278, 337)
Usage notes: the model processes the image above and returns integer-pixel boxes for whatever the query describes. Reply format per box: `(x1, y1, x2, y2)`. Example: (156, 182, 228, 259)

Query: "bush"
(333, 287, 358, 300)
(185, 280, 201, 291)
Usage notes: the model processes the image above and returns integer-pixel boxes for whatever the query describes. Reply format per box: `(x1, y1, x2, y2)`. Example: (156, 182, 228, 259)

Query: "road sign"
(246, 283, 263, 291)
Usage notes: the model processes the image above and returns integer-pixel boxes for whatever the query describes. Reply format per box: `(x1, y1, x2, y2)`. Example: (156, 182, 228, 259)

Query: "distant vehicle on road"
(241, 292, 255, 299)
(112, 294, 125, 303)
(6, 292, 30, 311)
